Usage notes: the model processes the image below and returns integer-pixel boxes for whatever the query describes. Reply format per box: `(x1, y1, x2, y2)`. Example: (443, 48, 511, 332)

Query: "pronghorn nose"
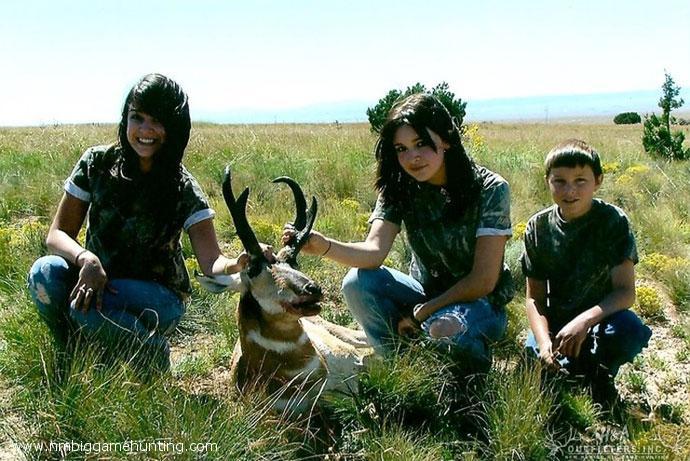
(303, 282, 321, 296)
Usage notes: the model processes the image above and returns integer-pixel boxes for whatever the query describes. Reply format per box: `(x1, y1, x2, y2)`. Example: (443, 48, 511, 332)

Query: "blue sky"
(1, 0, 689, 125)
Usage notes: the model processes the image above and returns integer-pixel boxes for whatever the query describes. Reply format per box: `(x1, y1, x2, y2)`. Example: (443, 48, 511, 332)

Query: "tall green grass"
(1, 122, 689, 459)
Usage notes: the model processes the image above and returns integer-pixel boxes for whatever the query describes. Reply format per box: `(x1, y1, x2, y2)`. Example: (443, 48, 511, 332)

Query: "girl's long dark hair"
(113, 73, 191, 224)
(374, 93, 480, 217)
(117, 73, 191, 180)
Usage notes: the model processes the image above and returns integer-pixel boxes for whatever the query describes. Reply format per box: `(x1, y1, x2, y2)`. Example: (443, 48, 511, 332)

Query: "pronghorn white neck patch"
(246, 329, 309, 353)
(256, 299, 285, 316)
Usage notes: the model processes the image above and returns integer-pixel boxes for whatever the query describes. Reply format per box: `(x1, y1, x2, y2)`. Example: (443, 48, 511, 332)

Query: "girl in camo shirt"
(284, 94, 514, 371)
(28, 74, 266, 372)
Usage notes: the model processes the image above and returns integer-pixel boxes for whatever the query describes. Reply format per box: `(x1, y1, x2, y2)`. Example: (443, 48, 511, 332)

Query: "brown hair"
(545, 139, 603, 177)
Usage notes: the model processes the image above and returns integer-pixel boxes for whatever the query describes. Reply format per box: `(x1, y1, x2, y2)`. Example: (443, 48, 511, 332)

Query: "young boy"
(521, 139, 652, 405)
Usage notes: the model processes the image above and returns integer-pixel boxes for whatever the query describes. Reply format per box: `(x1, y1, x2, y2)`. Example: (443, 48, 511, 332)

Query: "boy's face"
(546, 164, 602, 221)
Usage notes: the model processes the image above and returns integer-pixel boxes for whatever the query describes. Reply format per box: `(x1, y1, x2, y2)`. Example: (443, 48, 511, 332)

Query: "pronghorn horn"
(272, 176, 307, 230)
(272, 176, 318, 265)
(294, 197, 317, 251)
(223, 166, 265, 261)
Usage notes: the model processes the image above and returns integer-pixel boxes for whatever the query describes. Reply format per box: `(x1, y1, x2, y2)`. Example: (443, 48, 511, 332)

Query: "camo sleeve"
(368, 193, 402, 226)
(476, 174, 512, 237)
(64, 146, 99, 202)
(180, 168, 215, 231)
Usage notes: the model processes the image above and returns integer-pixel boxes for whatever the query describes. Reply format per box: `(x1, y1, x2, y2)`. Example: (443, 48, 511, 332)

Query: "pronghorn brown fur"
(197, 168, 372, 415)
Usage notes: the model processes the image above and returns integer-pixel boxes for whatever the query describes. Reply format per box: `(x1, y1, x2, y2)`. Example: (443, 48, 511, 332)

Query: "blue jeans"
(341, 267, 507, 369)
(27, 255, 185, 372)
(524, 309, 652, 378)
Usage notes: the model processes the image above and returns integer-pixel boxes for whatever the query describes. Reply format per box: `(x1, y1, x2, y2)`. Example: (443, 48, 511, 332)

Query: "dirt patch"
(618, 287, 690, 423)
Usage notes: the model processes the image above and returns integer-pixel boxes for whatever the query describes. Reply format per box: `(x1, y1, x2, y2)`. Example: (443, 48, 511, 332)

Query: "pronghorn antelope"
(197, 168, 372, 414)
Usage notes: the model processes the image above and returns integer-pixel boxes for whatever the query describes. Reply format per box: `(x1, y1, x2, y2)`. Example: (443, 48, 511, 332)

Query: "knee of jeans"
(605, 310, 652, 343)
(341, 268, 381, 299)
(28, 255, 67, 285)
(428, 317, 466, 339)
(448, 334, 491, 366)
(28, 256, 71, 305)
(598, 311, 652, 363)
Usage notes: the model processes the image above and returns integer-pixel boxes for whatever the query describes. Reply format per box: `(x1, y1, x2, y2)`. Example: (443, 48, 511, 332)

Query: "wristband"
(413, 303, 425, 323)
(74, 249, 89, 266)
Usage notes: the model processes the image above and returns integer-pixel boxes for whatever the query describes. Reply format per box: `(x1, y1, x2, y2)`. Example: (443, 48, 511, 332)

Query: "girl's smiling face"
(547, 164, 603, 221)
(126, 106, 167, 171)
(393, 124, 448, 186)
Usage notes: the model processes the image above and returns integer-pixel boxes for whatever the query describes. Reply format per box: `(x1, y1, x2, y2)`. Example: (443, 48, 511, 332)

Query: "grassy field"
(1, 121, 689, 460)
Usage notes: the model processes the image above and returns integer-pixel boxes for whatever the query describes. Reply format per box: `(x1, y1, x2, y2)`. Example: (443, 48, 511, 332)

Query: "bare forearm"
(575, 287, 636, 330)
(46, 228, 90, 266)
(290, 219, 398, 269)
(318, 238, 387, 269)
(526, 299, 552, 347)
(414, 235, 506, 321)
(415, 273, 496, 321)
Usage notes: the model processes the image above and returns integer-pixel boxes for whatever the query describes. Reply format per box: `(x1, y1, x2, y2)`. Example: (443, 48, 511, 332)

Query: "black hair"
(545, 139, 603, 177)
(117, 73, 191, 180)
(374, 93, 480, 217)
(112, 74, 191, 224)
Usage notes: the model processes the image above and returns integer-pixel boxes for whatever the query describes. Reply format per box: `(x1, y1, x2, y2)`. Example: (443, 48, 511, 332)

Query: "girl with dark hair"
(28, 74, 262, 372)
(284, 93, 514, 370)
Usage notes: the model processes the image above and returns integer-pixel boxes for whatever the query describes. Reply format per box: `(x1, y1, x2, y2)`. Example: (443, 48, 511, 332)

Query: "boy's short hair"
(544, 139, 603, 177)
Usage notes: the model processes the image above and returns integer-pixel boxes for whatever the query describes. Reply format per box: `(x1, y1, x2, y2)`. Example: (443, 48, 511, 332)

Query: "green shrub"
(366, 82, 466, 133)
(558, 389, 599, 430)
(613, 112, 641, 124)
(642, 113, 690, 160)
(624, 369, 647, 393)
(642, 72, 690, 160)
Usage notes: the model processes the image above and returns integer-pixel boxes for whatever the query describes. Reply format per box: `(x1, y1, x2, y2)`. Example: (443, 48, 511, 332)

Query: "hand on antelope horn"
(281, 223, 328, 256)
(258, 243, 277, 263)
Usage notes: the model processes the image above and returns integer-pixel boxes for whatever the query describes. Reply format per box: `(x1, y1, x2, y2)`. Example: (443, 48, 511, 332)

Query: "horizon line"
(2, 87, 689, 128)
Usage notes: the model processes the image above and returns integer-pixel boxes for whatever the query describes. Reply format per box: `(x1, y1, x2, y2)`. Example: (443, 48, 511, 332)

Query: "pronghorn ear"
(195, 271, 245, 294)
(246, 257, 266, 278)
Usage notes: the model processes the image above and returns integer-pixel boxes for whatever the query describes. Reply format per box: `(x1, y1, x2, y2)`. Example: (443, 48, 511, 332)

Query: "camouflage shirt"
(370, 166, 515, 307)
(64, 145, 215, 298)
(520, 199, 638, 330)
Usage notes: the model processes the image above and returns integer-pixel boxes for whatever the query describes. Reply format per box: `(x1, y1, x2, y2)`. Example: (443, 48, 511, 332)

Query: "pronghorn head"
(220, 167, 323, 318)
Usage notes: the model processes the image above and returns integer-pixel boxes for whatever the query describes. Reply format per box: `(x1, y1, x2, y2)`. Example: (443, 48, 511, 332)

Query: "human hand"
(397, 316, 421, 338)
(258, 243, 276, 263)
(537, 339, 561, 371)
(226, 245, 275, 275)
(413, 302, 432, 323)
(228, 252, 250, 273)
(69, 254, 114, 312)
(554, 316, 590, 358)
(281, 224, 327, 256)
